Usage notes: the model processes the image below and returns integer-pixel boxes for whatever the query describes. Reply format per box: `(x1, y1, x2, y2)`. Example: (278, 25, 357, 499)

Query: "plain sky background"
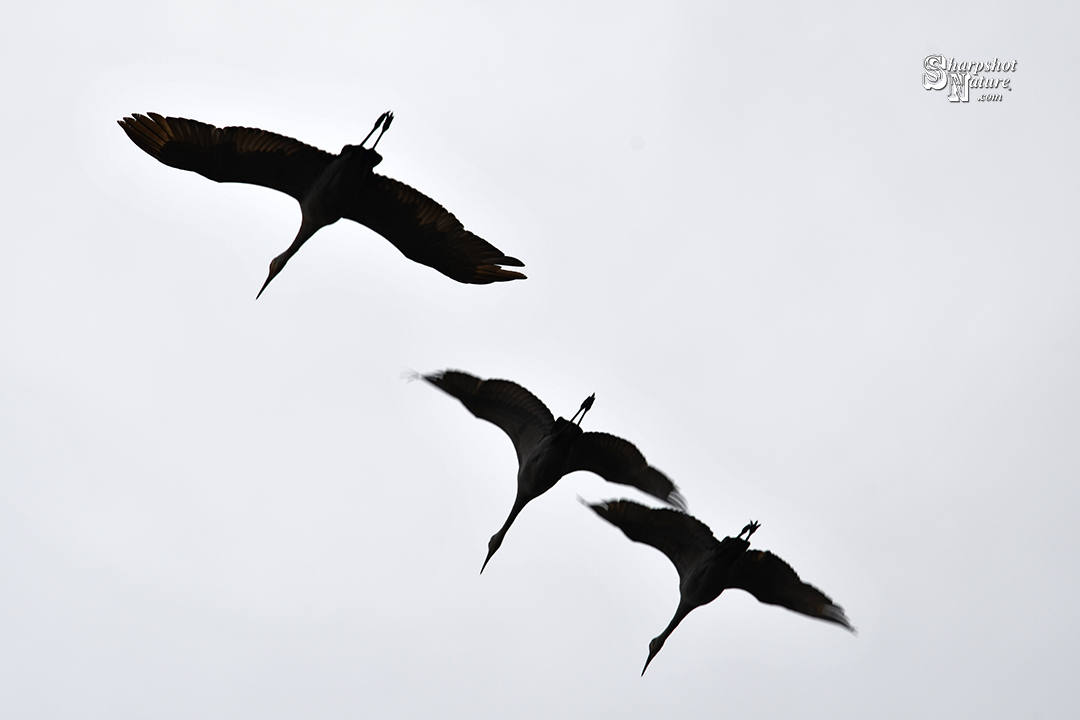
(2, 2, 1079, 718)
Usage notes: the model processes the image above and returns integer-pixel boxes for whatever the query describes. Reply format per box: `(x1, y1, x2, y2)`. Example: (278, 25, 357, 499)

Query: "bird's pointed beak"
(257, 257, 287, 299)
(641, 651, 657, 676)
(256, 270, 276, 299)
(642, 636, 664, 675)
(481, 527, 508, 575)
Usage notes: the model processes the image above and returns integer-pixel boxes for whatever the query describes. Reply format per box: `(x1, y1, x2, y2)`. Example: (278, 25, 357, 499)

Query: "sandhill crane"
(585, 499, 853, 674)
(118, 112, 526, 297)
(421, 370, 686, 572)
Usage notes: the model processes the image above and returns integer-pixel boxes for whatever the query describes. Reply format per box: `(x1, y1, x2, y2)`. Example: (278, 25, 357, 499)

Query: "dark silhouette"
(585, 499, 853, 674)
(422, 370, 685, 572)
(118, 112, 525, 296)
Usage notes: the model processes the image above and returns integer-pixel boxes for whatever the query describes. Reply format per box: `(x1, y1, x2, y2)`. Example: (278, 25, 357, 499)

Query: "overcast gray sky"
(2, 1, 1078, 718)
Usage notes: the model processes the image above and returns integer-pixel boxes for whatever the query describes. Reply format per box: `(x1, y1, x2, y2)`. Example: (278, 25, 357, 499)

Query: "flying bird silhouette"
(585, 499, 853, 674)
(118, 112, 526, 297)
(422, 370, 686, 573)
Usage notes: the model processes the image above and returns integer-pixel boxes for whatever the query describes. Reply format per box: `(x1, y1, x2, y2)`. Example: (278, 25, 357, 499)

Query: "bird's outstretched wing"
(344, 174, 526, 284)
(587, 500, 716, 581)
(118, 113, 334, 201)
(728, 550, 853, 630)
(570, 434, 686, 510)
(424, 370, 554, 464)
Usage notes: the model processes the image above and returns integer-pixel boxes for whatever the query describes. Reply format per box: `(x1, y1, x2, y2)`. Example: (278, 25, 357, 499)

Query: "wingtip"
(824, 604, 856, 633)
(578, 496, 606, 515)
(667, 488, 688, 513)
(583, 497, 612, 514)
(418, 369, 446, 386)
(476, 265, 527, 283)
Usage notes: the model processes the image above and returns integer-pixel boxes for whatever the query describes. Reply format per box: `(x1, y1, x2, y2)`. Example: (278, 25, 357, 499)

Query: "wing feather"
(424, 370, 554, 464)
(728, 550, 853, 630)
(344, 174, 525, 284)
(118, 113, 333, 201)
(570, 433, 685, 510)
(588, 500, 715, 581)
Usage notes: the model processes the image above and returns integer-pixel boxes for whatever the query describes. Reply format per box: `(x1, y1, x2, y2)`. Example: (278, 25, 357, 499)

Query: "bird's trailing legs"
(738, 520, 760, 541)
(361, 111, 395, 149)
(362, 111, 393, 146)
(569, 393, 596, 425)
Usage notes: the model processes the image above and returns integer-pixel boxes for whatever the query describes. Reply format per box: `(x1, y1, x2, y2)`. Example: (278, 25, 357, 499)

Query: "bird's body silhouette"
(422, 370, 685, 572)
(118, 112, 525, 296)
(586, 499, 853, 674)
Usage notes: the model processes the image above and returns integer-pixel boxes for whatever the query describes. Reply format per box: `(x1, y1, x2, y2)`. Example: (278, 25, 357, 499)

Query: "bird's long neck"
(643, 602, 694, 675)
(481, 494, 529, 574)
(284, 217, 322, 259)
(257, 218, 321, 299)
(656, 603, 692, 647)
